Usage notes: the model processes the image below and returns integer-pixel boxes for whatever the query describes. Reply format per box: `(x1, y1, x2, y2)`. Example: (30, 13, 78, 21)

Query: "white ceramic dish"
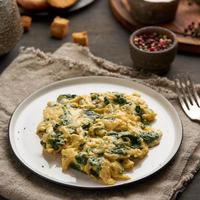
(9, 76, 182, 188)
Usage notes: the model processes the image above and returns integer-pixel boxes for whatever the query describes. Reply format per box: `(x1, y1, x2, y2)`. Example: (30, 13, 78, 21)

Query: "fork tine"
(178, 77, 192, 109)
(183, 75, 196, 106)
(175, 79, 189, 113)
(188, 75, 200, 107)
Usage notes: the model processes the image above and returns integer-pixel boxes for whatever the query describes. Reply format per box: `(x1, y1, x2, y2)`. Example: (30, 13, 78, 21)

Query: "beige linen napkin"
(0, 43, 199, 200)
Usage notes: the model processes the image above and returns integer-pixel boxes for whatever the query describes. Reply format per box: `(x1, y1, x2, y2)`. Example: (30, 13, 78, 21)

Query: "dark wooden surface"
(0, 0, 199, 199)
(110, 0, 200, 54)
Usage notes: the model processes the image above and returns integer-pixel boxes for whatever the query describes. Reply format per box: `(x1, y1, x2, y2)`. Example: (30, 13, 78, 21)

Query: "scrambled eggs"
(37, 92, 162, 185)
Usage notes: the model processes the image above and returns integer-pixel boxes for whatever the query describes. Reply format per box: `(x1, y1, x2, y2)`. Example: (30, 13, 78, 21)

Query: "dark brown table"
(0, 1, 199, 199)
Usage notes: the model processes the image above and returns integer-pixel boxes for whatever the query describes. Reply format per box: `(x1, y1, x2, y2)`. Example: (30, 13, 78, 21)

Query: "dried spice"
(133, 32, 173, 52)
(184, 22, 200, 38)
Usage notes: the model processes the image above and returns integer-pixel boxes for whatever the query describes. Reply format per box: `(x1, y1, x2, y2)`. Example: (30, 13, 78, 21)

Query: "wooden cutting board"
(110, 0, 200, 54)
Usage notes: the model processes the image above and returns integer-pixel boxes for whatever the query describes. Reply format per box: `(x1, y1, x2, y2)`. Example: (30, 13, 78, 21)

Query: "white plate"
(9, 76, 182, 188)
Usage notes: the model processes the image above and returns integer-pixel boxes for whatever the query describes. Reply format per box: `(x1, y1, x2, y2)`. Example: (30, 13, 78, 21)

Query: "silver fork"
(175, 74, 200, 121)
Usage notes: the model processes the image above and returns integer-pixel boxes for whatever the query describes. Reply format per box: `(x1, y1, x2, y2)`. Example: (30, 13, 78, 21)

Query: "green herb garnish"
(70, 163, 81, 171)
(91, 93, 99, 101)
(40, 141, 46, 149)
(135, 105, 149, 125)
(75, 153, 88, 165)
(82, 122, 90, 130)
(90, 169, 99, 178)
(113, 94, 128, 105)
(120, 133, 141, 149)
(57, 94, 77, 102)
(135, 105, 144, 116)
(61, 119, 69, 126)
(104, 97, 110, 105)
(48, 137, 65, 150)
(111, 147, 127, 155)
(140, 132, 159, 144)
(88, 157, 102, 177)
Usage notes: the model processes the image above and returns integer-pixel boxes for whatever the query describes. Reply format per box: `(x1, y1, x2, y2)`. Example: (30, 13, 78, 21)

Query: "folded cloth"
(0, 43, 199, 200)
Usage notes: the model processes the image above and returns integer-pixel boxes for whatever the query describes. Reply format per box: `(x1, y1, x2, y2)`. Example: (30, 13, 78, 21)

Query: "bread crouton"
(72, 31, 88, 46)
(50, 16, 70, 39)
(21, 16, 32, 32)
(48, 0, 77, 9)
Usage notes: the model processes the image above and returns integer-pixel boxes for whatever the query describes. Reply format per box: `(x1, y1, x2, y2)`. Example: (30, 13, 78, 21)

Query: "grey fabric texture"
(0, 43, 199, 200)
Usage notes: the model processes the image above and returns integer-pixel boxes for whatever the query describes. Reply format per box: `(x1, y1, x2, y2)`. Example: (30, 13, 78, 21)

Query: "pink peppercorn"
(184, 22, 200, 38)
(133, 32, 173, 52)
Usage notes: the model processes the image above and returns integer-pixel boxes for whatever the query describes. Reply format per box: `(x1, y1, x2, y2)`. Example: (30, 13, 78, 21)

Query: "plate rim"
(9, 76, 183, 189)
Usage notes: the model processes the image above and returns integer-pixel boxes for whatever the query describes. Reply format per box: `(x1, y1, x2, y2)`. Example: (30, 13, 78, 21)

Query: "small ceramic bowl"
(128, 0, 180, 25)
(129, 26, 178, 73)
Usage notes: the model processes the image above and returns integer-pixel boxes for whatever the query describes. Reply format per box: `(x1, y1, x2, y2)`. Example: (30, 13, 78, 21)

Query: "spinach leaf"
(62, 105, 72, 115)
(135, 106, 149, 125)
(140, 132, 159, 144)
(60, 106, 71, 126)
(111, 147, 127, 155)
(85, 110, 100, 119)
(81, 122, 90, 130)
(135, 105, 144, 116)
(107, 131, 141, 148)
(48, 137, 65, 150)
(120, 132, 141, 149)
(54, 130, 63, 137)
(54, 123, 60, 130)
(79, 142, 86, 149)
(75, 153, 88, 165)
(53, 124, 61, 134)
(48, 139, 60, 150)
(88, 157, 101, 166)
(90, 93, 99, 101)
(88, 158, 102, 171)
(104, 97, 110, 105)
(60, 119, 69, 126)
(90, 169, 99, 178)
(40, 141, 46, 149)
(57, 94, 77, 102)
(88, 157, 102, 178)
(131, 138, 141, 149)
(113, 94, 128, 105)
(70, 163, 81, 171)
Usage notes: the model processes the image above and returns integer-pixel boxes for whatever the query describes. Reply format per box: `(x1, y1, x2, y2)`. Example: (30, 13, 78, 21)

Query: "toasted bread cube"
(21, 16, 32, 32)
(17, 0, 49, 10)
(48, 0, 78, 9)
(50, 16, 70, 39)
(72, 32, 88, 46)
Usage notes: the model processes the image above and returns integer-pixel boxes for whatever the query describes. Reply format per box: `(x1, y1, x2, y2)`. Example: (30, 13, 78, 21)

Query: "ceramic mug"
(128, 0, 180, 25)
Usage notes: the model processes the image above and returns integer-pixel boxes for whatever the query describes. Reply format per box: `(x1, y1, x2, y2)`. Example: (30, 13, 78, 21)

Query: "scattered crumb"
(50, 16, 70, 39)
(72, 31, 88, 46)
(21, 16, 32, 32)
